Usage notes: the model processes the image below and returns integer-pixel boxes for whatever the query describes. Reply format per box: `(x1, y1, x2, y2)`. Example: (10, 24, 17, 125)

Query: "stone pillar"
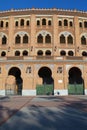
(74, 16, 80, 56)
(83, 64, 87, 94)
(53, 14, 58, 56)
(30, 14, 36, 56)
(7, 16, 14, 56)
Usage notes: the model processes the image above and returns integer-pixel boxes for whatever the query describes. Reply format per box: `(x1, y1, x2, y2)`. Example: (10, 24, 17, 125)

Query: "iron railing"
(36, 84, 54, 95)
(68, 84, 84, 95)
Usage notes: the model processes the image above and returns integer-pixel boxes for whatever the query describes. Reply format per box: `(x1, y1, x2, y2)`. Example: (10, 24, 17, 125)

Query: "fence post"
(44, 82, 46, 95)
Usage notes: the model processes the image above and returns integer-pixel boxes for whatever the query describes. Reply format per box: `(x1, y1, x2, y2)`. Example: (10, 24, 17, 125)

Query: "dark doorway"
(37, 67, 54, 95)
(38, 67, 54, 84)
(69, 67, 83, 84)
(7, 67, 23, 95)
(68, 67, 84, 95)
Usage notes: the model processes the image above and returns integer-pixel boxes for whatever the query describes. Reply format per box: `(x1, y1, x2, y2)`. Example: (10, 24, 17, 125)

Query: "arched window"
(68, 51, 74, 56)
(20, 19, 24, 26)
(60, 50, 66, 56)
(64, 19, 68, 26)
(26, 20, 29, 26)
(81, 36, 86, 45)
(22, 50, 28, 56)
(42, 19, 46, 25)
(23, 34, 28, 44)
(37, 20, 40, 26)
(59, 21, 62, 26)
(37, 50, 43, 56)
(2, 35, 7, 45)
(15, 21, 18, 27)
(69, 21, 73, 27)
(15, 51, 20, 56)
(1, 21, 3, 27)
(60, 34, 65, 44)
(15, 35, 21, 44)
(6, 22, 8, 27)
(1, 51, 6, 56)
(67, 35, 73, 44)
(48, 20, 51, 26)
(45, 34, 51, 43)
(45, 50, 51, 56)
(82, 51, 87, 56)
(79, 22, 82, 28)
(84, 21, 87, 28)
(37, 34, 43, 43)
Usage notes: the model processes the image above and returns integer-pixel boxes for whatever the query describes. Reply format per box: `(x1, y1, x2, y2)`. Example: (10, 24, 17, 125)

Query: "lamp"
(8, 46, 10, 52)
(54, 46, 57, 52)
(31, 46, 33, 51)
(77, 46, 79, 52)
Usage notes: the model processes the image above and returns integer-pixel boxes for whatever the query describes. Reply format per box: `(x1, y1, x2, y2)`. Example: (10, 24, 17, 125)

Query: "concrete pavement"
(0, 96, 87, 130)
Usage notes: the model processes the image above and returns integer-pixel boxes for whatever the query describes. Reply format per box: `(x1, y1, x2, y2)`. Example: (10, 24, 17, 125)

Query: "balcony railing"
(0, 56, 85, 62)
(36, 56, 54, 59)
(66, 56, 83, 60)
(7, 56, 23, 60)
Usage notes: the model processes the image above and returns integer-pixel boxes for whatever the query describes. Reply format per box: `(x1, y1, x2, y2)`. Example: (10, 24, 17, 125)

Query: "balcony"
(66, 56, 83, 60)
(36, 56, 54, 60)
(7, 56, 23, 60)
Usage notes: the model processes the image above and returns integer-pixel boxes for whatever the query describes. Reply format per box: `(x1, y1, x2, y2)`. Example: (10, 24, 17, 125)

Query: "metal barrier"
(5, 83, 16, 95)
(68, 84, 84, 95)
(36, 84, 54, 95)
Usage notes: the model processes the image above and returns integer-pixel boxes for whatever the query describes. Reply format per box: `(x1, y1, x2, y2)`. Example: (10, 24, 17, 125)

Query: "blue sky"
(0, 0, 87, 11)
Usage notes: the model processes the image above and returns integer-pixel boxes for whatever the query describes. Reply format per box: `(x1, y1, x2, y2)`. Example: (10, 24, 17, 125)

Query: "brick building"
(0, 8, 87, 96)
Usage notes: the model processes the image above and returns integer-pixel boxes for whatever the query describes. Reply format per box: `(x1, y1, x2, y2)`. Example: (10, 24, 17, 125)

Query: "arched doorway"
(38, 67, 54, 84)
(37, 67, 54, 95)
(68, 67, 84, 95)
(6, 67, 23, 95)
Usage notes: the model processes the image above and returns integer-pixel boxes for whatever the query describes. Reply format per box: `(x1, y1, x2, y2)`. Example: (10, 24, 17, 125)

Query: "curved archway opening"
(69, 67, 82, 84)
(60, 50, 66, 56)
(68, 67, 84, 95)
(38, 67, 54, 84)
(38, 67, 54, 95)
(7, 67, 23, 95)
(45, 50, 51, 56)
(37, 50, 43, 56)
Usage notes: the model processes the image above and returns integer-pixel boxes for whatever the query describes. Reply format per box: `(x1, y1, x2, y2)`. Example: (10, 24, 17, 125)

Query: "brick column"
(74, 16, 80, 56)
(30, 14, 36, 56)
(53, 14, 58, 56)
(8, 16, 14, 56)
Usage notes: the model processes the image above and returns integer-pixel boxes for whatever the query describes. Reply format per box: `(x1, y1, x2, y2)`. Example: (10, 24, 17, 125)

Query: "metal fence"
(36, 84, 54, 95)
(5, 83, 16, 95)
(68, 84, 84, 95)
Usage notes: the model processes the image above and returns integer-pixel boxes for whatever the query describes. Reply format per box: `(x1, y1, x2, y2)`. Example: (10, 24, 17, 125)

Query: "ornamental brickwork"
(0, 8, 87, 96)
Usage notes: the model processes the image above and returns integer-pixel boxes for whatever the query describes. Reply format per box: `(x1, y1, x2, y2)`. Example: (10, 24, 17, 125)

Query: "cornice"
(0, 8, 87, 17)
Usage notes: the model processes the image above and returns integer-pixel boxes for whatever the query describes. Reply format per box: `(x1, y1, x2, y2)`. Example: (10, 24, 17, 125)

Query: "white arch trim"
(59, 31, 74, 37)
(36, 30, 52, 37)
(0, 32, 7, 38)
(80, 33, 87, 38)
(14, 31, 29, 37)
(66, 65, 83, 73)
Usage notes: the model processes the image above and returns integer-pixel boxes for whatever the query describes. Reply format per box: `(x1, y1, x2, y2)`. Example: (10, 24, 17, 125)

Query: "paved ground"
(0, 95, 87, 130)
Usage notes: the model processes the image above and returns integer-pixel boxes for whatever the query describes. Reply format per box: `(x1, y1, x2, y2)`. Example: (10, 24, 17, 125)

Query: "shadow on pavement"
(0, 105, 18, 125)
(0, 96, 87, 130)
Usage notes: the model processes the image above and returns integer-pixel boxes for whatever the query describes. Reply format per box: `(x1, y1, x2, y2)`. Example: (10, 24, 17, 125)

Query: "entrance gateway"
(5, 67, 23, 95)
(5, 66, 84, 96)
(36, 67, 54, 95)
(68, 67, 84, 95)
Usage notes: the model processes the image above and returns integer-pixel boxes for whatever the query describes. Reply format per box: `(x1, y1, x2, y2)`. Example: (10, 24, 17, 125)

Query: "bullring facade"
(0, 8, 87, 96)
